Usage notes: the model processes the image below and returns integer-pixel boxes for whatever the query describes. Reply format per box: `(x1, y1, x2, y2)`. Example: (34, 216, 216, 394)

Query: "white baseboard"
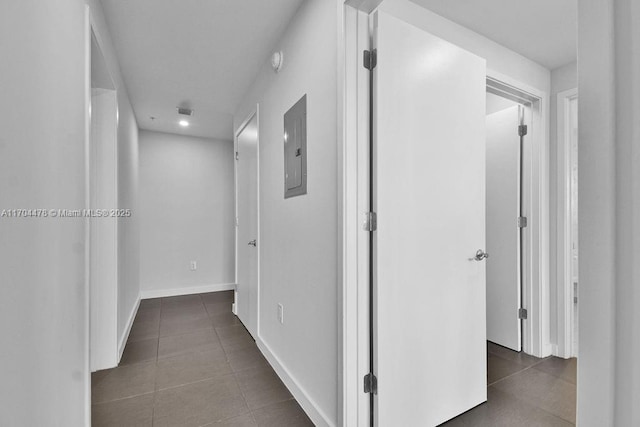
(118, 296, 140, 362)
(256, 337, 335, 427)
(139, 283, 237, 300)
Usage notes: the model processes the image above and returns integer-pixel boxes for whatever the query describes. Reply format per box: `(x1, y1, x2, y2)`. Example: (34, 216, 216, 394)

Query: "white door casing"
(236, 112, 259, 338)
(373, 11, 487, 426)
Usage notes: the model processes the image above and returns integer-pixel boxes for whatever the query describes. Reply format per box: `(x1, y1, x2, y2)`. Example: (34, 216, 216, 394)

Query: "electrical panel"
(284, 94, 307, 198)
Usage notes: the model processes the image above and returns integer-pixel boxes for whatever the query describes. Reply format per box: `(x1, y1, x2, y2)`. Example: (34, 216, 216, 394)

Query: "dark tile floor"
(441, 342, 577, 426)
(93, 293, 576, 426)
(91, 291, 314, 427)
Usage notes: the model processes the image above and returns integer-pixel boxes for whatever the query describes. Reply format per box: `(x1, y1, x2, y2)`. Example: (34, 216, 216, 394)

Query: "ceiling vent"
(177, 107, 194, 116)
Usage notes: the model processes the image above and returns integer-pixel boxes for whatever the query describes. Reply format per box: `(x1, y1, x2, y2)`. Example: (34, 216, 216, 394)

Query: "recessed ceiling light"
(179, 120, 189, 127)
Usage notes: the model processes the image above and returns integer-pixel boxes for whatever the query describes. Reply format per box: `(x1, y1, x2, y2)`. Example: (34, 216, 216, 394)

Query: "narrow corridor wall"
(234, 0, 340, 424)
(139, 130, 235, 296)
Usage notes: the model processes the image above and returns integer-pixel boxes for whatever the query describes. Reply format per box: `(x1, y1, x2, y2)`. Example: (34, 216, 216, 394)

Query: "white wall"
(380, 0, 551, 92)
(86, 0, 142, 353)
(0, 1, 89, 425)
(234, 0, 339, 424)
(139, 130, 235, 296)
(548, 62, 577, 347)
(577, 1, 616, 425)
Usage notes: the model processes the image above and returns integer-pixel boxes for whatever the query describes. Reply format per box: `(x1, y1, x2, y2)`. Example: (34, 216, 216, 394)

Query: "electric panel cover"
(284, 95, 307, 198)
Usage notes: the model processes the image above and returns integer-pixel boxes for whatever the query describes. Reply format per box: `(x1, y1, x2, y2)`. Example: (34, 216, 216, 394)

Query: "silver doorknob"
(473, 249, 489, 261)
(248, 240, 257, 247)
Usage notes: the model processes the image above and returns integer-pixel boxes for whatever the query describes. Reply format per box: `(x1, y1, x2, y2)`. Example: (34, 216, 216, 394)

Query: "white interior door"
(236, 113, 259, 337)
(373, 11, 487, 426)
(486, 106, 521, 351)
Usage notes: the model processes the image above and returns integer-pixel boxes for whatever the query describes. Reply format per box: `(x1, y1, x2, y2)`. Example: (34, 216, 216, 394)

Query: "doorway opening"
(89, 26, 119, 372)
(485, 90, 531, 353)
(556, 89, 579, 359)
(234, 108, 260, 339)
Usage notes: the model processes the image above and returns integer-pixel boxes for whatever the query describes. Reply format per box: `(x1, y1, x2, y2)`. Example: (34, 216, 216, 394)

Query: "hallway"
(91, 291, 313, 426)
(443, 343, 576, 426)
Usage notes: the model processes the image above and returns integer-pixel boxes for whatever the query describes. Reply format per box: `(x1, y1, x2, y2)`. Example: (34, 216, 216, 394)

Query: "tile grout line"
(487, 353, 550, 387)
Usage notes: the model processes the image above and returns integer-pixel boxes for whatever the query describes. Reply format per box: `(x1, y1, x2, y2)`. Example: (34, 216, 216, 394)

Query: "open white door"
(486, 106, 521, 351)
(236, 113, 259, 337)
(373, 11, 487, 426)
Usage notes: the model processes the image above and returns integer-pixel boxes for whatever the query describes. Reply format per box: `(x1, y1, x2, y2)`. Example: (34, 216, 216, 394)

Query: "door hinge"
(519, 308, 528, 320)
(363, 49, 377, 71)
(364, 212, 377, 232)
(235, 151, 239, 160)
(518, 124, 528, 137)
(517, 216, 528, 228)
(364, 373, 378, 394)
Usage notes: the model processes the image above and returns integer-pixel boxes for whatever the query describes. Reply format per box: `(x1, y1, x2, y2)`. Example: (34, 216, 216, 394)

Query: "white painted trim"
(256, 338, 335, 427)
(117, 296, 140, 363)
(343, 4, 371, 427)
(139, 283, 237, 300)
(555, 88, 578, 359)
(83, 5, 92, 426)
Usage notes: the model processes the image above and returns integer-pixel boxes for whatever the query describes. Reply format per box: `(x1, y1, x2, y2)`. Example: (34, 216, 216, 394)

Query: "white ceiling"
(100, 0, 304, 140)
(410, 0, 577, 70)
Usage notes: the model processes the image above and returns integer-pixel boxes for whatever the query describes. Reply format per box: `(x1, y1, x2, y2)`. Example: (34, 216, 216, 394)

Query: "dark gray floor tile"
(156, 348, 232, 390)
(120, 338, 158, 366)
(441, 387, 574, 427)
(200, 413, 258, 426)
(533, 357, 577, 384)
(487, 352, 529, 385)
(134, 306, 161, 324)
(487, 342, 542, 367)
(92, 362, 157, 404)
(216, 324, 252, 341)
(153, 375, 249, 427)
(158, 329, 222, 359)
(92, 393, 154, 427)
(139, 298, 161, 310)
(202, 290, 235, 305)
(159, 315, 214, 337)
(219, 333, 255, 354)
(235, 366, 292, 410)
(161, 304, 209, 323)
(252, 400, 314, 427)
(161, 294, 204, 309)
(128, 318, 160, 343)
(492, 367, 576, 423)
(208, 412, 258, 426)
(226, 347, 269, 373)
(206, 302, 234, 316)
(211, 311, 243, 328)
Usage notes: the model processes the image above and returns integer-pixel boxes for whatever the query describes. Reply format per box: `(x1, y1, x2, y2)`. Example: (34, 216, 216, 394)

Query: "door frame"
(234, 107, 261, 336)
(87, 9, 120, 373)
(555, 88, 578, 359)
(486, 75, 549, 358)
(341, 3, 551, 425)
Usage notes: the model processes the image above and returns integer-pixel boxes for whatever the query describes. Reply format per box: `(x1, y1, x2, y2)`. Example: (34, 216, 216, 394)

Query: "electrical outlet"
(190, 260, 197, 271)
(277, 303, 284, 324)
